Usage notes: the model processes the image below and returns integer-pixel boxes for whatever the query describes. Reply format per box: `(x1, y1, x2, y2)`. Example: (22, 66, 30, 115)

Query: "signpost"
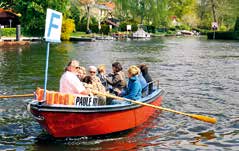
(126, 25, 131, 31)
(43, 9, 62, 101)
(212, 22, 218, 40)
(126, 25, 131, 38)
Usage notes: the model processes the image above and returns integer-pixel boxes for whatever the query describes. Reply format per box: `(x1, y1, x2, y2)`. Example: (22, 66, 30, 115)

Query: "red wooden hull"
(29, 90, 164, 138)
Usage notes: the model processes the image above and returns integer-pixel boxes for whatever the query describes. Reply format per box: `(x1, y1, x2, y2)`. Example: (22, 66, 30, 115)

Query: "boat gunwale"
(29, 89, 164, 113)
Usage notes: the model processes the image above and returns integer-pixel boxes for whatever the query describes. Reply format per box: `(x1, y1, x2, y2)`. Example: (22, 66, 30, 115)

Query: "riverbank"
(0, 41, 30, 46)
(207, 31, 239, 40)
(0, 37, 42, 46)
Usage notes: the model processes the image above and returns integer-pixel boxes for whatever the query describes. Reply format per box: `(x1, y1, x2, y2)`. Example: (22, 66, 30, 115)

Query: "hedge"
(76, 23, 115, 34)
(0, 28, 16, 37)
(235, 17, 239, 31)
(207, 31, 239, 40)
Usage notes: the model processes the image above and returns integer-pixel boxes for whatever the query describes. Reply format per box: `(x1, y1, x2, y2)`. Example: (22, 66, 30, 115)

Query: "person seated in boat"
(115, 65, 142, 101)
(138, 64, 153, 94)
(106, 62, 126, 95)
(97, 64, 109, 91)
(82, 75, 106, 105)
(77, 66, 86, 81)
(60, 60, 89, 95)
(137, 70, 148, 96)
(88, 66, 102, 84)
(88, 66, 107, 94)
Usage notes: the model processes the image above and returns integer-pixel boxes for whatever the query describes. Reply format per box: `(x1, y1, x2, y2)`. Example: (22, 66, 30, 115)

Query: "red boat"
(28, 83, 164, 138)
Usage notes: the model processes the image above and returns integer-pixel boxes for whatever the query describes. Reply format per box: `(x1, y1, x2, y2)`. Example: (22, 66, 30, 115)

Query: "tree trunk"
(86, 5, 90, 31)
(210, 0, 217, 22)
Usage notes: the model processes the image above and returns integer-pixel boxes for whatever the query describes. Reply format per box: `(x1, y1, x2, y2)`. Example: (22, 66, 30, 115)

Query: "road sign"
(127, 25, 131, 31)
(212, 22, 218, 30)
(44, 9, 62, 43)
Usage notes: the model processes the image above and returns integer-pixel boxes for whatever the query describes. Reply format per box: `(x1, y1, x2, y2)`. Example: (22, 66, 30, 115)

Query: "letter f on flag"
(44, 9, 62, 43)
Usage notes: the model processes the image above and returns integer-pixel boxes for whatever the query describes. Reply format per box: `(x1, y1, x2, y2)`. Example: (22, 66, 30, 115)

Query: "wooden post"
(16, 25, 21, 41)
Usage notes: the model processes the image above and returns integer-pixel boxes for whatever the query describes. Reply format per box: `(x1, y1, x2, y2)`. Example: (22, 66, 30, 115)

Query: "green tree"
(168, 0, 199, 28)
(1, 0, 70, 36)
(197, 0, 239, 30)
(78, 0, 95, 32)
(114, 0, 169, 27)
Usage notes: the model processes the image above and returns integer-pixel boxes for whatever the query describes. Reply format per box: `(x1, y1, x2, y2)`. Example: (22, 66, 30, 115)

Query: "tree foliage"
(2, 0, 239, 35)
(61, 18, 75, 40)
(114, 0, 169, 27)
(197, 0, 239, 30)
(1, 0, 70, 36)
(78, 0, 95, 31)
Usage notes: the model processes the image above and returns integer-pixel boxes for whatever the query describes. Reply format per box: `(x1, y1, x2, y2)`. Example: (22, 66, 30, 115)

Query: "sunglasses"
(90, 71, 96, 73)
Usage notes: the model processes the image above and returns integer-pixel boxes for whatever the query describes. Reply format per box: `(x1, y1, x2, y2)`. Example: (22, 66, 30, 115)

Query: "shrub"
(1, 28, 16, 37)
(119, 22, 127, 31)
(157, 28, 168, 32)
(119, 22, 139, 32)
(175, 24, 190, 30)
(77, 23, 87, 32)
(131, 24, 138, 32)
(219, 25, 227, 31)
(61, 18, 75, 40)
(90, 24, 99, 33)
(100, 24, 110, 35)
(146, 25, 156, 33)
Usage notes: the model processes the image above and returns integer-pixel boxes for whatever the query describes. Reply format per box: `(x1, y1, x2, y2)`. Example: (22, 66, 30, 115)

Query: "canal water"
(0, 37, 238, 150)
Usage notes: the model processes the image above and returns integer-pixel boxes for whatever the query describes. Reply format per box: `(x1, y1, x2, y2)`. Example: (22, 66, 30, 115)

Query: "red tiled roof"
(0, 8, 18, 16)
(98, 2, 115, 10)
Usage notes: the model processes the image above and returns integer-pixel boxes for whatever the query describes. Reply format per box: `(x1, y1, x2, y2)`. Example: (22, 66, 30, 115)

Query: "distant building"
(0, 8, 20, 28)
(171, 16, 179, 26)
(93, 2, 119, 28)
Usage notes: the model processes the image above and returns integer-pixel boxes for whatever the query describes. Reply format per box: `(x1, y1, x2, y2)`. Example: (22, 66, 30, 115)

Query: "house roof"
(97, 2, 115, 11)
(0, 8, 20, 25)
(0, 8, 19, 18)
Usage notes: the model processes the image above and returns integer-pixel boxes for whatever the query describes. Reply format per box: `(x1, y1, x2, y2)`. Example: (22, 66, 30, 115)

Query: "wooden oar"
(93, 91, 217, 124)
(0, 94, 34, 99)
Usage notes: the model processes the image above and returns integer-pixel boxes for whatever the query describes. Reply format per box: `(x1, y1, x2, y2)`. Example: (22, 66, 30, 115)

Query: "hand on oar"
(0, 94, 34, 99)
(92, 90, 217, 124)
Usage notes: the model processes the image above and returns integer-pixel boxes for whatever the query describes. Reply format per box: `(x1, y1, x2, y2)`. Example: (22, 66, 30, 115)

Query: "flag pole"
(42, 9, 62, 101)
(43, 42, 50, 100)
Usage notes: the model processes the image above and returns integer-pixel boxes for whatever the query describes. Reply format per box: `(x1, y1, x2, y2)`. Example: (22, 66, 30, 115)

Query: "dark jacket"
(142, 71, 153, 94)
(106, 71, 126, 91)
(97, 73, 108, 90)
(121, 76, 142, 100)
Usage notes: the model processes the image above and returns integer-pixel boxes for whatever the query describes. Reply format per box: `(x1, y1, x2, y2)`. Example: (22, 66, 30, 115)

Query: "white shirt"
(60, 71, 86, 94)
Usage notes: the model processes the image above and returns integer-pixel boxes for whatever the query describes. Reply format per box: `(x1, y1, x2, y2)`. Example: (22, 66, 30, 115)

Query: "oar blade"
(190, 114, 217, 124)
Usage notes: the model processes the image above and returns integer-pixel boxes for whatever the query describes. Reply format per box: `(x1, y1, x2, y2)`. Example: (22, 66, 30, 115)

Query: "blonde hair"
(98, 64, 106, 73)
(79, 66, 86, 75)
(128, 65, 140, 76)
